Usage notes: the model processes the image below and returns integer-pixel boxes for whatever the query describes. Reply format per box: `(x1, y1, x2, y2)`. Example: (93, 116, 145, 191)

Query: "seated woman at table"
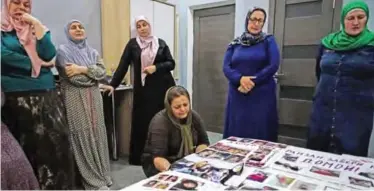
(56, 20, 112, 190)
(142, 86, 210, 177)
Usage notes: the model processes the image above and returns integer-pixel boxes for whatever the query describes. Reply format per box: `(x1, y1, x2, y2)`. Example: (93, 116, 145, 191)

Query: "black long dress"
(110, 38, 176, 165)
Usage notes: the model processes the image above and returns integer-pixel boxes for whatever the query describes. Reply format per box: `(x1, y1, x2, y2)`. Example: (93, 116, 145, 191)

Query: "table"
(121, 137, 374, 190)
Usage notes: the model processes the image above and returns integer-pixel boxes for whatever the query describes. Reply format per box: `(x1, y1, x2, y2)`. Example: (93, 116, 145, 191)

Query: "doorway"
(192, 4, 235, 133)
(271, 0, 342, 146)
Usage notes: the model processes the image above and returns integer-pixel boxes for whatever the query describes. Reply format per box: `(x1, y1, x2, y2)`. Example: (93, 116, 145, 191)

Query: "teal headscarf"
(322, 0, 374, 51)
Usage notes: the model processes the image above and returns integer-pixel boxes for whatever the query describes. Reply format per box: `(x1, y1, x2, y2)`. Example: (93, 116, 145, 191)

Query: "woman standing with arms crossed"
(309, 0, 374, 157)
(223, 7, 280, 141)
(1, 0, 75, 189)
(110, 15, 176, 165)
(56, 20, 112, 190)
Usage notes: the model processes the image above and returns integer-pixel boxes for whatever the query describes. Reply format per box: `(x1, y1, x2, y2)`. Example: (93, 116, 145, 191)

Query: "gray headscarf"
(56, 20, 99, 67)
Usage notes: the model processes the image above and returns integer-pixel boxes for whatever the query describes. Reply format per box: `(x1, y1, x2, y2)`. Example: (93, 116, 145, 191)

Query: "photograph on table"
(282, 153, 299, 162)
(169, 178, 205, 190)
(210, 142, 251, 156)
(207, 152, 231, 161)
(245, 148, 275, 167)
(267, 174, 295, 189)
(154, 182, 170, 190)
(157, 174, 170, 181)
(290, 180, 318, 190)
(246, 170, 271, 183)
(309, 166, 340, 178)
(143, 180, 159, 187)
(197, 149, 216, 158)
(348, 176, 374, 188)
(225, 155, 245, 163)
(170, 159, 230, 184)
(165, 175, 179, 182)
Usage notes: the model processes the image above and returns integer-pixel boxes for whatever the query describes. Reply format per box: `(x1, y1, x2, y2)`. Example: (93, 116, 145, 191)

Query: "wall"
(33, 0, 102, 55)
(343, 0, 374, 30)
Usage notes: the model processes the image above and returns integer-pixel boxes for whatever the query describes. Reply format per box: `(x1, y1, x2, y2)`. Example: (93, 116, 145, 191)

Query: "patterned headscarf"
(56, 20, 99, 67)
(230, 7, 269, 46)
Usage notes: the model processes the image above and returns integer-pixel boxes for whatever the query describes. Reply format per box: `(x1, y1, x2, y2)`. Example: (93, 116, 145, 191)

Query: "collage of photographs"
(169, 159, 231, 184)
(142, 173, 205, 190)
(132, 137, 373, 191)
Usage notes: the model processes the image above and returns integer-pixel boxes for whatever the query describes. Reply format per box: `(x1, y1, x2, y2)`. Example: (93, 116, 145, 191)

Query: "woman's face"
(136, 20, 150, 37)
(182, 181, 198, 189)
(69, 22, 86, 41)
(344, 9, 367, 36)
(171, 95, 190, 119)
(247, 10, 265, 35)
(8, 0, 31, 20)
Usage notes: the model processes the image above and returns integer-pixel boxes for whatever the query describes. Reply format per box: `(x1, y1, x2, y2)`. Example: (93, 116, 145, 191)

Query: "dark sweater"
(142, 110, 210, 177)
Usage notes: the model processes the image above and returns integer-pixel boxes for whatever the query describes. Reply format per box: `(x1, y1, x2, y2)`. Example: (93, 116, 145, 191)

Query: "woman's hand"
(21, 13, 40, 25)
(240, 76, 256, 92)
(65, 63, 87, 77)
(143, 65, 156, 75)
(195, 144, 209, 153)
(154, 157, 171, 172)
(99, 84, 114, 96)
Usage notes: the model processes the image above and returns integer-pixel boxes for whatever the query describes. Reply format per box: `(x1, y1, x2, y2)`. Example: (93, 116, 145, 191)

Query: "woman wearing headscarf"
(222, 7, 280, 141)
(309, 0, 374, 157)
(142, 86, 209, 177)
(1, 0, 75, 189)
(56, 20, 112, 190)
(110, 15, 176, 165)
(1, 90, 40, 190)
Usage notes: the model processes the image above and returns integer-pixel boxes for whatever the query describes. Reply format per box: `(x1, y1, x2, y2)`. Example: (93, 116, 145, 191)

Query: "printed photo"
(248, 153, 266, 162)
(290, 180, 318, 190)
(348, 176, 374, 188)
(247, 170, 271, 183)
(227, 136, 242, 142)
(170, 178, 204, 190)
(227, 147, 250, 156)
(359, 172, 374, 180)
(239, 138, 254, 143)
(157, 174, 169, 181)
(282, 154, 299, 162)
(165, 175, 179, 182)
(207, 151, 231, 160)
(197, 149, 216, 158)
(225, 154, 245, 163)
(310, 166, 340, 178)
(154, 182, 170, 190)
(143, 180, 159, 187)
(250, 140, 268, 146)
(268, 174, 295, 188)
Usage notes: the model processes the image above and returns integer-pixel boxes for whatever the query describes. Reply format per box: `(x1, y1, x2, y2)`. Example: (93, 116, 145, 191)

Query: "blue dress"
(308, 45, 374, 157)
(222, 36, 280, 141)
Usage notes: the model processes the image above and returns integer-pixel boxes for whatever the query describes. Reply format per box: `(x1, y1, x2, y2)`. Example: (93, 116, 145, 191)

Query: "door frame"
(186, 0, 235, 105)
(267, 0, 343, 143)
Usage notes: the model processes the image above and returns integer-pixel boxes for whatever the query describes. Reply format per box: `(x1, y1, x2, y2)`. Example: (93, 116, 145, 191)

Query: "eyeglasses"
(249, 18, 264, 24)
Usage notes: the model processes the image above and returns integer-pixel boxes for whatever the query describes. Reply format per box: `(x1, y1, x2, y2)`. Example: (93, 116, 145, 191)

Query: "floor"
(109, 131, 223, 190)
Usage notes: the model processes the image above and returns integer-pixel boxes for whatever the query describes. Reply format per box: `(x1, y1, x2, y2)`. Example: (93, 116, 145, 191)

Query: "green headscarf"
(164, 86, 194, 158)
(322, 0, 374, 51)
